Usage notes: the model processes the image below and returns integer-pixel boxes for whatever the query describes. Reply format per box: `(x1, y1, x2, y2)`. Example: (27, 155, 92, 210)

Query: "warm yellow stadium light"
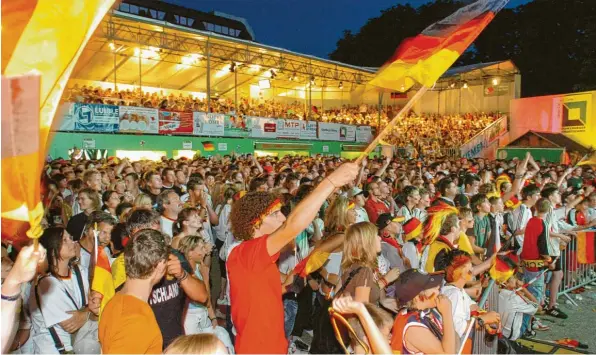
(215, 65, 232, 78)
(109, 42, 115, 51)
(492, 77, 499, 85)
(462, 81, 469, 89)
(116, 150, 166, 161)
(134, 46, 160, 59)
(181, 53, 202, 66)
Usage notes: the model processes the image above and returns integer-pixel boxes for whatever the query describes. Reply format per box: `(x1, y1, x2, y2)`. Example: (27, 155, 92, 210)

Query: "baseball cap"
(376, 213, 405, 231)
(347, 187, 365, 199)
(394, 269, 444, 306)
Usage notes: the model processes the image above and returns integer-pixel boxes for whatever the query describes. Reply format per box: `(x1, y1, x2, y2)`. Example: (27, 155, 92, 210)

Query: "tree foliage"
(328, 0, 596, 97)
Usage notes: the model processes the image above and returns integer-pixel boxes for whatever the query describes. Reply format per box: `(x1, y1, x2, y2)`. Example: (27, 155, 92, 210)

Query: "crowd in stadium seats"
(62, 85, 499, 150)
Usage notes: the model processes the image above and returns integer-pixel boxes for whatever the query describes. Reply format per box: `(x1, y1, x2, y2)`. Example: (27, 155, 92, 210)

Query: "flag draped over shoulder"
(369, 0, 509, 91)
(1, 0, 115, 244)
(92, 247, 116, 316)
(577, 231, 596, 264)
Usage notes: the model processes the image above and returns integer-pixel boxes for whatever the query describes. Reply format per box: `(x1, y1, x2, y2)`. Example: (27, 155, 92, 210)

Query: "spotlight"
(449, 81, 456, 88)
(400, 84, 405, 92)
(492, 78, 499, 85)
(310, 76, 315, 86)
(462, 81, 468, 89)
(270, 70, 276, 79)
(338, 81, 343, 89)
(230, 62, 236, 72)
(109, 42, 115, 51)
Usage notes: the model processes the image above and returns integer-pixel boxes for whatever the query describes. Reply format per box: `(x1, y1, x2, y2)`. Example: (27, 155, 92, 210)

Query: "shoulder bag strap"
(72, 265, 87, 307)
(334, 266, 363, 299)
(35, 278, 67, 354)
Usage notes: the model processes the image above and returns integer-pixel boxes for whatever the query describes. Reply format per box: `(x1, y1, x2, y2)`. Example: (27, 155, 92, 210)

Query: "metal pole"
(113, 50, 117, 91)
(138, 50, 142, 92)
(234, 69, 238, 114)
(377, 92, 383, 130)
(309, 85, 312, 119)
(206, 39, 211, 113)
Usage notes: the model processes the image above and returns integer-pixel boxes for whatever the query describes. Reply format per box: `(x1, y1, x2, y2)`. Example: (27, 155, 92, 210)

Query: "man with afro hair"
(227, 163, 359, 354)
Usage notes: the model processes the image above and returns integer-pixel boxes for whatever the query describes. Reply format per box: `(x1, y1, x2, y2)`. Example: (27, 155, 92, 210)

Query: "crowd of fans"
(4, 150, 593, 355)
(62, 85, 499, 150)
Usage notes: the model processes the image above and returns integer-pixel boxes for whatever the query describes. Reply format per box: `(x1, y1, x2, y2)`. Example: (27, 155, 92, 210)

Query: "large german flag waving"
(369, 0, 509, 91)
(1, 0, 115, 245)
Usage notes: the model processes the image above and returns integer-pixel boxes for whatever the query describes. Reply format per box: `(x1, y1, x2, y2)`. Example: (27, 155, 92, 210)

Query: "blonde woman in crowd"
(178, 235, 234, 353)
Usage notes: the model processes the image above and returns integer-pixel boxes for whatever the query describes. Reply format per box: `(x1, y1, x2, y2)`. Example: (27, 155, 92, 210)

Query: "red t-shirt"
(520, 217, 549, 268)
(364, 197, 390, 223)
(227, 235, 287, 354)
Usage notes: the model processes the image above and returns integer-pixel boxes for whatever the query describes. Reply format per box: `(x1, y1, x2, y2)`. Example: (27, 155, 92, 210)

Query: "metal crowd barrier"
(557, 230, 596, 306)
(471, 279, 499, 354)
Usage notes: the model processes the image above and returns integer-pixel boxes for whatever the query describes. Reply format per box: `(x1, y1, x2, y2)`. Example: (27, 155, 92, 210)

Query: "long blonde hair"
(164, 334, 226, 354)
(342, 222, 379, 270)
(324, 195, 351, 235)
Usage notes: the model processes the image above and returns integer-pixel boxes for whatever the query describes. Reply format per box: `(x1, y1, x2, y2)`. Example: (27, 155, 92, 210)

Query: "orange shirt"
(99, 293, 162, 354)
(227, 235, 288, 354)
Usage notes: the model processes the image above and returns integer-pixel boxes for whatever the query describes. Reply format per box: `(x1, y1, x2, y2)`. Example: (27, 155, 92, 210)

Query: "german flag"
(369, 0, 509, 91)
(92, 246, 115, 317)
(202, 141, 215, 151)
(489, 251, 519, 283)
(577, 231, 596, 264)
(293, 250, 330, 278)
(1, 0, 115, 245)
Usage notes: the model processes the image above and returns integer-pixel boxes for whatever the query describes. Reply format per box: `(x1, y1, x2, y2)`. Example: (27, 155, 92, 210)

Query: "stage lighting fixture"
(270, 70, 277, 78)
(310, 76, 315, 86)
(338, 81, 343, 89)
(492, 78, 499, 85)
(230, 62, 236, 72)
(462, 81, 468, 89)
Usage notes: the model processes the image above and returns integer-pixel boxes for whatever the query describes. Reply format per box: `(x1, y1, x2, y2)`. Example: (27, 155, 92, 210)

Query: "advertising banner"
(224, 114, 251, 137)
(119, 106, 159, 134)
(300, 121, 318, 140)
(356, 126, 373, 143)
(460, 116, 508, 159)
(277, 119, 301, 139)
(57, 103, 75, 131)
(193, 112, 225, 136)
(73, 103, 119, 133)
(250, 116, 277, 139)
(158, 110, 193, 135)
(339, 124, 356, 142)
(318, 122, 340, 141)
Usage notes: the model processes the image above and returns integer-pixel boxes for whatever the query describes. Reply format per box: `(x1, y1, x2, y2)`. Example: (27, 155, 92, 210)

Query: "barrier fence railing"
(558, 229, 596, 305)
(472, 279, 499, 354)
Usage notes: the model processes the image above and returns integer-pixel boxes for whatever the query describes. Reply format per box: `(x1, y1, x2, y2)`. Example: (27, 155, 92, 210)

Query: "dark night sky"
(166, 0, 532, 59)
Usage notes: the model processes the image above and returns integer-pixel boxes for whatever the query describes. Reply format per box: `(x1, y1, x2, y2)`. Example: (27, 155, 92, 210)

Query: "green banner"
(497, 147, 564, 163)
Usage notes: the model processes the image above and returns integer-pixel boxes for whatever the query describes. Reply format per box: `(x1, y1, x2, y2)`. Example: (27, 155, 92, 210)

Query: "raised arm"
(267, 163, 359, 256)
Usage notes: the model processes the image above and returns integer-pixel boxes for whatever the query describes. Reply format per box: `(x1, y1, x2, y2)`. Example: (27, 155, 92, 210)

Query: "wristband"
(1, 292, 20, 302)
(209, 316, 216, 321)
(177, 270, 189, 283)
(380, 278, 388, 288)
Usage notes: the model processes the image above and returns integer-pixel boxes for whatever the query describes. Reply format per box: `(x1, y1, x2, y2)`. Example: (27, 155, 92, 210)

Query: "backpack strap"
(35, 277, 67, 354)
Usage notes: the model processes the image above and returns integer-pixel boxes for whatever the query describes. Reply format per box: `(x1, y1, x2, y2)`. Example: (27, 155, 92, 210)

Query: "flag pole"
(356, 86, 429, 165)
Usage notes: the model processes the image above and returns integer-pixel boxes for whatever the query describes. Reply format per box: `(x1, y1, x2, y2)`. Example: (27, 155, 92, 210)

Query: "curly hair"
(230, 191, 279, 241)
